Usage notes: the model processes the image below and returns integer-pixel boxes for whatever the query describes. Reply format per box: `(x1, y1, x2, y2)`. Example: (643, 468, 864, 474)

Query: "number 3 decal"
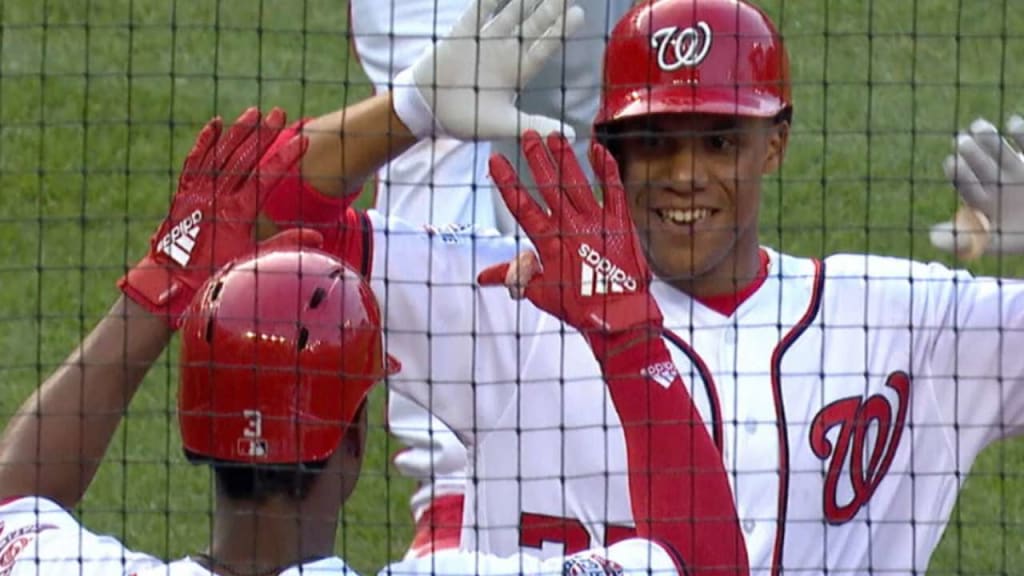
(243, 409, 263, 438)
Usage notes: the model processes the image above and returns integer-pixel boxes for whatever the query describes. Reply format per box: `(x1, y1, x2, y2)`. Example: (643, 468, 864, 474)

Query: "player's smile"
(650, 202, 723, 235)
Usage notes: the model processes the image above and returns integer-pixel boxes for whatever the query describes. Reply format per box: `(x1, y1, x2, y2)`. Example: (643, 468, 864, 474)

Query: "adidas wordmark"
(157, 210, 203, 267)
(578, 243, 638, 296)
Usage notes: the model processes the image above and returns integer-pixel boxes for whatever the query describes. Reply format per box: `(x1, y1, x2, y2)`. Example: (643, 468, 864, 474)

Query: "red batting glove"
(119, 107, 310, 329)
(478, 130, 661, 359)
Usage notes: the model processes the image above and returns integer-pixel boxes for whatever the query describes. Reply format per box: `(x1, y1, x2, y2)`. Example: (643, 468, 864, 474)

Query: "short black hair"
(184, 451, 328, 502)
(183, 402, 368, 502)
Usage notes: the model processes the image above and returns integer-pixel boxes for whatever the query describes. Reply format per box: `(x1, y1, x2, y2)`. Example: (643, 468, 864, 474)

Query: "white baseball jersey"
(365, 209, 1024, 575)
(0, 496, 680, 576)
(384, 538, 678, 576)
(0, 497, 355, 576)
(0, 496, 162, 575)
(0, 497, 360, 576)
(132, 557, 355, 576)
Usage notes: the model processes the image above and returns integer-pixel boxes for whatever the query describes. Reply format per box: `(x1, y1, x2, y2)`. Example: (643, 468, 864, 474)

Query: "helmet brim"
(597, 86, 790, 127)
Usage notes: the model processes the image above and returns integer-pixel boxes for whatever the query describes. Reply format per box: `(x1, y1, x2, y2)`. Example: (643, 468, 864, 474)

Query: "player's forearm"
(299, 91, 418, 198)
(599, 337, 748, 575)
(0, 295, 171, 508)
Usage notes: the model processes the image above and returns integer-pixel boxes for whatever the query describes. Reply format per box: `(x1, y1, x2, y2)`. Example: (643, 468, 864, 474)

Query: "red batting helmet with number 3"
(177, 249, 400, 465)
(596, 0, 792, 128)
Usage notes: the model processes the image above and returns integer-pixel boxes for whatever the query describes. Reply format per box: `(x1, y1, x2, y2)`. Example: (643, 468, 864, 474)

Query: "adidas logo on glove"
(157, 210, 203, 267)
(578, 243, 637, 296)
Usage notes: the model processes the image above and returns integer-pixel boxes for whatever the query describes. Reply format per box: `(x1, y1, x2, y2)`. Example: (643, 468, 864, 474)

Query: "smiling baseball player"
(256, 0, 1024, 573)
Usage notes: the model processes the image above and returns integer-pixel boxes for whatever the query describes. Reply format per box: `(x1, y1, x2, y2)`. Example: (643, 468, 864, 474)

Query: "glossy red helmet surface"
(178, 249, 399, 465)
(596, 0, 791, 127)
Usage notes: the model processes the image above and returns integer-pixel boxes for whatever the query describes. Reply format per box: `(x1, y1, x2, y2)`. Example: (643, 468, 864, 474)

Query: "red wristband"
(597, 334, 676, 384)
(261, 123, 348, 229)
(118, 255, 200, 329)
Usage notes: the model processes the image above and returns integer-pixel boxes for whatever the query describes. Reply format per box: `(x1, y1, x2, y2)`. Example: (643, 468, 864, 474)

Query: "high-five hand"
(119, 107, 320, 328)
(930, 115, 1024, 259)
(392, 0, 585, 141)
(478, 130, 659, 356)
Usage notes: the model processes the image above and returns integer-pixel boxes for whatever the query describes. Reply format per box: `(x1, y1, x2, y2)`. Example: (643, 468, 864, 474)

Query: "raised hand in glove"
(478, 130, 660, 359)
(930, 115, 1024, 257)
(392, 0, 585, 142)
(119, 107, 318, 328)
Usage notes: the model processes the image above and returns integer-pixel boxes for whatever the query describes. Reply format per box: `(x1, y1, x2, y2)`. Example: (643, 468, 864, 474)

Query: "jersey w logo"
(157, 210, 203, 267)
(809, 371, 911, 524)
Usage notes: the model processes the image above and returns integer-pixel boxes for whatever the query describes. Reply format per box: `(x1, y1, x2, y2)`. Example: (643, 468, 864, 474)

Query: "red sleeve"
(601, 338, 749, 576)
(260, 118, 355, 230)
(322, 207, 375, 280)
(259, 119, 374, 278)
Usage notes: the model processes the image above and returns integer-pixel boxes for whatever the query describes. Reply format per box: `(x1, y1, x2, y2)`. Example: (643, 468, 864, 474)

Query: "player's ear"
(341, 402, 368, 459)
(762, 118, 790, 175)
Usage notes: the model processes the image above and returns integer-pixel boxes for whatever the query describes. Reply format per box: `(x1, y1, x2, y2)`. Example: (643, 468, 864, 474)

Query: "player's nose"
(665, 144, 709, 194)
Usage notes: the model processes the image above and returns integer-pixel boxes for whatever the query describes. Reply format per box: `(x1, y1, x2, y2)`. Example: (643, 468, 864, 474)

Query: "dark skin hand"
(0, 296, 172, 508)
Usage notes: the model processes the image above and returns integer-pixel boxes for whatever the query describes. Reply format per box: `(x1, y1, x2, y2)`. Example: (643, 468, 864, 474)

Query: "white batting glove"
(391, 0, 585, 142)
(930, 116, 1024, 255)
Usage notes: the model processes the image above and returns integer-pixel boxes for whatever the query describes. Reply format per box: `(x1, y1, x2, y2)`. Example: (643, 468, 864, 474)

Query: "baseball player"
(348, 0, 633, 558)
(0, 106, 703, 576)
(258, 0, 1024, 573)
(0, 106, 391, 575)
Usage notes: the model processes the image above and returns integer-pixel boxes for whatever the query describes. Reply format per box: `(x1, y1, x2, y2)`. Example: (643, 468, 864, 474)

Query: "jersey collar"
(279, 557, 356, 576)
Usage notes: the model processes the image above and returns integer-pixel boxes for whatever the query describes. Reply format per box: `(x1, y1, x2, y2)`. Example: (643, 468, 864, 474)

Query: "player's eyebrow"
(707, 116, 742, 133)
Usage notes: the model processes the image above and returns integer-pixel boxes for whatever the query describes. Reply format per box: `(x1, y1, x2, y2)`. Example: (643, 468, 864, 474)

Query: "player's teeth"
(658, 208, 712, 224)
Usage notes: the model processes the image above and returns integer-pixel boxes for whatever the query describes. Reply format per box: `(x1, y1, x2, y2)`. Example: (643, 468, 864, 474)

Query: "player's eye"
(707, 134, 737, 152)
(637, 133, 671, 153)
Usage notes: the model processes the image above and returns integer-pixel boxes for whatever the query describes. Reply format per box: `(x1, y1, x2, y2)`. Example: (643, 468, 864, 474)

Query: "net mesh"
(0, 0, 1022, 574)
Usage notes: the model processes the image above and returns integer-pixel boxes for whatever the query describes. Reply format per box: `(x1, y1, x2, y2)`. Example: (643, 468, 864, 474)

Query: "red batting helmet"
(178, 249, 399, 465)
(596, 0, 791, 128)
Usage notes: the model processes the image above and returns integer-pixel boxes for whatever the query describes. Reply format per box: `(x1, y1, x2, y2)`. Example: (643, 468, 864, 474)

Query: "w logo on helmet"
(651, 22, 713, 71)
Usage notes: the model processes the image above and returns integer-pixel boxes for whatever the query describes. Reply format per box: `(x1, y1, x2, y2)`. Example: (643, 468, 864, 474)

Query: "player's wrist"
(391, 68, 442, 140)
(586, 322, 664, 365)
(593, 325, 663, 356)
(118, 255, 201, 329)
(579, 294, 664, 355)
(261, 163, 350, 231)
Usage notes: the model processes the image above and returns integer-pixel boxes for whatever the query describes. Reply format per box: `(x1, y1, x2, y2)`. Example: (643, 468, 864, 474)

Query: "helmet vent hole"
(209, 281, 224, 302)
(204, 317, 215, 343)
(297, 327, 310, 351)
(329, 268, 344, 279)
(309, 287, 327, 309)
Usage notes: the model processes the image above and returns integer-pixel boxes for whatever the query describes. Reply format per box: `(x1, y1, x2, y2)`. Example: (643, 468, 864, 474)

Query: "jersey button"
(743, 518, 756, 534)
